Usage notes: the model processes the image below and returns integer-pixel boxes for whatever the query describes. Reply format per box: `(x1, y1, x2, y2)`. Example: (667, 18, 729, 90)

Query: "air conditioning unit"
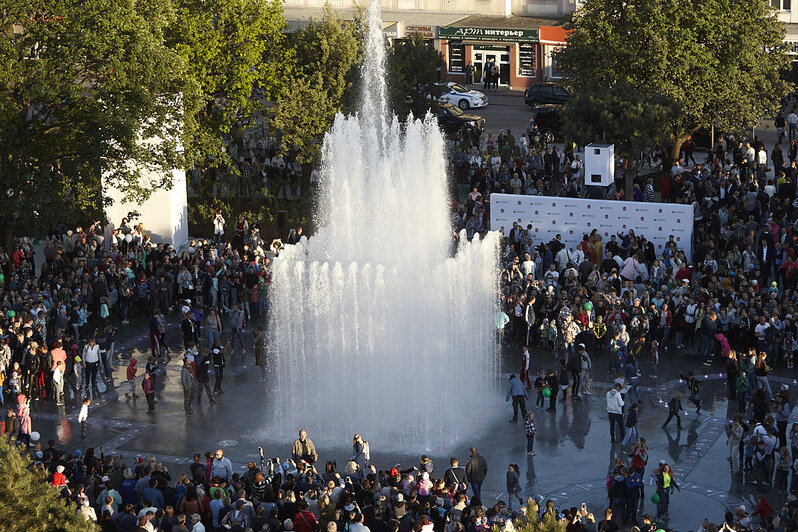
(585, 143, 614, 187)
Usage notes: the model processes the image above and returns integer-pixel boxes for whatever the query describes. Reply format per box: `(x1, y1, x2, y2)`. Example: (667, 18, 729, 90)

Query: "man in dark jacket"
(699, 312, 717, 366)
(465, 447, 488, 498)
(194, 347, 215, 406)
(662, 393, 683, 429)
(443, 458, 468, 493)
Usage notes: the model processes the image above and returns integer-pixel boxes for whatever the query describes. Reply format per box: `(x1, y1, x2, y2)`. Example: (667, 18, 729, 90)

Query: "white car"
(432, 82, 488, 110)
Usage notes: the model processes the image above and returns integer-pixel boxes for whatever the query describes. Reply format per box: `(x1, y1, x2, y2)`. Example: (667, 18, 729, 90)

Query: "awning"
(539, 25, 568, 46)
(438, 15, 565, 43)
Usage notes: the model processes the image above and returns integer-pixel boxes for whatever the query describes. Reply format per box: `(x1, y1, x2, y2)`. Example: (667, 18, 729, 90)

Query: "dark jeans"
(571, 370, 581, 396)
(471, 481, 483, 498)
(526, 435, 535, 452)
(511, 395, 527, 421)
(663, 409, 682, 428)
(609, 412, 624, 442)
(688, 392, 701, 411)
(183, 387, 195, 412)
(145, 393, 155, 412)
(214, 366, 224, 392)
(85, 362, 99, 391)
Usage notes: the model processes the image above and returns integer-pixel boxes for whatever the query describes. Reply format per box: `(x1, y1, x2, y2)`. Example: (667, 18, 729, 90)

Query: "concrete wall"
(103, 168, 189, 249)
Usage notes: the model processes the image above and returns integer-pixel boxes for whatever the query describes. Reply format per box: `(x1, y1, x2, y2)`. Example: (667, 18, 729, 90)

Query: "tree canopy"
(556, 0, 791, 162)
(0, 438, 97, 532)
(166, 0, 289, 170)
(270, 7, 363, 164)
(387, 32, 444, 119)
(0, 0, 193, 234)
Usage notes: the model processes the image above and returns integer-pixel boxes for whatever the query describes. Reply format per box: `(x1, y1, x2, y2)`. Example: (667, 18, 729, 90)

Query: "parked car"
(523, 83, 570, 107)
(529, 104, 563, 144)
(428, 82, 488, 109)
(433, 103, 486, 137)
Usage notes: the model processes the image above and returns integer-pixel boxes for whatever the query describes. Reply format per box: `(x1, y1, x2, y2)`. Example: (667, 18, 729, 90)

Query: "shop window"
(517, 43, 536, 77)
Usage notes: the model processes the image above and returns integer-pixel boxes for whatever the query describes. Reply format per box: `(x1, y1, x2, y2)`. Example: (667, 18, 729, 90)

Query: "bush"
(0, 437, 97, 531)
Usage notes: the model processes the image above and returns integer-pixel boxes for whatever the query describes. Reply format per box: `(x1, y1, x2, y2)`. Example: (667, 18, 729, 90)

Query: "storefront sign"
(405, 25, 436, 38)
(448, 42, 465, 73)
(439, 26, 539, 42)
(518, 42, 536, 76)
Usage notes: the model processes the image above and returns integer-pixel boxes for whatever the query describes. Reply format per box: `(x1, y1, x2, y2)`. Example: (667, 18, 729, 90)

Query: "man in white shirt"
(787, 110, 798, 141)
(555, 246, 571, 273)
(744, 143, 756, 163)
(755, 315, 770, 351)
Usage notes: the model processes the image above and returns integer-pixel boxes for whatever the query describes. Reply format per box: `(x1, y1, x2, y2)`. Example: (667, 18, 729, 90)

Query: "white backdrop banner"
(489, 194, 693, 261)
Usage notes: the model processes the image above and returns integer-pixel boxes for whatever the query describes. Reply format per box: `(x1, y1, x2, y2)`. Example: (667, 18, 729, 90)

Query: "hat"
(344, 503, 356, 512)
(396, 494, 404, 503)
(284, 519, 294, 530)
(181, 306, 190, 314)
(772, 281, 778, 288)
(56, 465, 65, 474)
(102, 475, 110, 483)
(658, 459, 666, 465)
(75, 449, 82, 457)
(681, 278, 689, 283)
(577, 343, 585, 350)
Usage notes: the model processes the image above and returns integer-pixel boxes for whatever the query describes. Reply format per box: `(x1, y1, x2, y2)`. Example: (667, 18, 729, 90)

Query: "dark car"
(530, 104, 563, 144)
(524, 83, 570, 107)
(432, 103, 486, 137)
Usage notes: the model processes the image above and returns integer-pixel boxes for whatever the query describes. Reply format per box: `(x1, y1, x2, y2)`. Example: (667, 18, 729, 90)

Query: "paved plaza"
(4, 311, 792, 530)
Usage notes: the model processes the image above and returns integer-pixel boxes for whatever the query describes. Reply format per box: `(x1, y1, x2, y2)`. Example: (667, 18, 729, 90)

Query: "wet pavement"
(4, 316, 797, 531)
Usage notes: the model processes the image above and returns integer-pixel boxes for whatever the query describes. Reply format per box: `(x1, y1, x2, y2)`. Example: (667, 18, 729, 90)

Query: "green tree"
(270, 7, 363, 163)
(0, 438, 97, 531)
(562, 84, 679, 197)
(387, 32, 444, 118)
(166, 0, 289, 171)
(0, 0, 193, 237)
(556, 0, 791, 165)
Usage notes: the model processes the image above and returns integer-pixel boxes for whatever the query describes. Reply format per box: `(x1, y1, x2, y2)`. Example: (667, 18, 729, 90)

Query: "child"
(142, 372, 155, 414)
(534, 370, 546, 408)
(539, 319, 556, 349)
(145, 357, 158, 403)
(744, 440, 755, 473)
(506, 464, 523, 510)
(8, 362, 21, 397)
(125, 358, 138, 399)
(649, 340, 659, 378)
(78, 396, 90, 439)
(777, 446, 791, 494)
(525, 412, 536, 456)
(52, 360, 65, 405)
(622, 403, 639, 447)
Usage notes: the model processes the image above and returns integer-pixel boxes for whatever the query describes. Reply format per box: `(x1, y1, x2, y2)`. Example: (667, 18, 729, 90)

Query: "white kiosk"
(585, 143, 615, 187)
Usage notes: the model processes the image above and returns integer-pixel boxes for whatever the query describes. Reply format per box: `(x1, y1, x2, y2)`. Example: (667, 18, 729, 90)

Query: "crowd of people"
(7, 117, 798, 530)
(486, 119, 798, 530)
(0, 214, 281, 418)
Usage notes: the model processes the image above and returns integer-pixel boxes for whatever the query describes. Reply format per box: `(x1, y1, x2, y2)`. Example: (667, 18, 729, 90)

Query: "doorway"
(473, 46, 510, 87)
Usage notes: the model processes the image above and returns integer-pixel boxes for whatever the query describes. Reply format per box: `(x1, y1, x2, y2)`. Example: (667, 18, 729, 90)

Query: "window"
(517, 42, 536, 77)
(549, 47, 563, 79)
(772, 0, 791, 10)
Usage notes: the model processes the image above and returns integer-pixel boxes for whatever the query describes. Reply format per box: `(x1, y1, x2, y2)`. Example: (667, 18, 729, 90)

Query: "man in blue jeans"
(465, 447, 488, 498)
(606, 382, 625, 443)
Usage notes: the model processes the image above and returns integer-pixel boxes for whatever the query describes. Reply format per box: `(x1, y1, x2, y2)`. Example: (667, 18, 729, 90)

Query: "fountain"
(267, 2, 500, 451)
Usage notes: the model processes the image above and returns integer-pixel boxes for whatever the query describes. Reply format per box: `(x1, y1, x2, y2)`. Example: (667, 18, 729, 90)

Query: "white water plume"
(267, 2, 500, 451)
